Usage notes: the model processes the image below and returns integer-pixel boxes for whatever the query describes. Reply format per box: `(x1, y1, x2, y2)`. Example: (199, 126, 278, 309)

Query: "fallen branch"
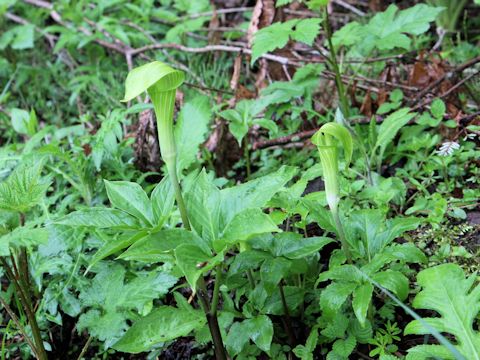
(128, 43, 297, 65)
(252, 116, 381, 150)
(412, 54, 480, 104)
(412, 69, 480, 111)
(332, 0, 366, 17)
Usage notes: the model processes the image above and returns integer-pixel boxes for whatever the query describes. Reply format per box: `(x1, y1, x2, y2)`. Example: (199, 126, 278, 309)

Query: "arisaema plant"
(123, 61, 190, 230)
(311, 122, 353, 262)
(122, 61, 228, 359)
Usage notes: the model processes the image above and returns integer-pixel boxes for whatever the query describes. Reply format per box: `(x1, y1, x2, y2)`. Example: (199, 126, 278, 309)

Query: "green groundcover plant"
(1, 1, 480, 359)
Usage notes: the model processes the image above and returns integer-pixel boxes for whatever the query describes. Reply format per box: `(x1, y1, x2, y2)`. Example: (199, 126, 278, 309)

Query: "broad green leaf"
(251, 21, 292, 63)
(330, 334, 356, 359)
(10, 108, 30, 135)
(361, 243, 426, 276)
(256, 82, 305, 110)
(246, 315, 274, 352)
(271, 232, 333, 259)
(320, 282, 357, 317)
(0, 235, 8, 256)
(174, 244, 223, 289)
(220, 208, 278, 246)
(290, 18, 322, 45)
(0, 227, 48, 255)
(226, 315, 273, 355)
(374, 108, 415, 154)
(253, 118, 278, 136)
(262, 286, 305, 315)
(78, 310, 127, 348)
(150, 176, 175, 226)
(334, 4, 443, 52)
(226, 321, 251, 356)
(11, 24, 35, 49)
(113, 306, 205, 353)
(350, 319, 373, 344)
(372, 270, 408, 301)
(228, 250, 272, 276)
(260, 258, 291, 292)
(352, 283, 373, 327)
(251, 19, 321, 63)
(317, 265, 364, 284)
(382, 243, 426, 264)
(0, 161, 49, 213)
(321, 313, 349, 339)
(123, 61, 185, 102)
(430, 98, 446, 119)
(293, 327, 319, 360)
(0, 28, 15, 50)
(78, 263, 177, 348)
(406, 345, 460, 360)
(346, 210, 420, 260)
(405, 264, 480, 360)
(219, 165, 297, 228)
(55, 208, 140, 229)
(104, 180, 154, 226)
(185, 170, 221, 246)
(229, 119, 249, 146)
(87, 231, 148, 272)
(218, 100, 257, 145)
(80, 264, 176, 312)
(175, 95, 212, 172)
(118, 229, 207, 262)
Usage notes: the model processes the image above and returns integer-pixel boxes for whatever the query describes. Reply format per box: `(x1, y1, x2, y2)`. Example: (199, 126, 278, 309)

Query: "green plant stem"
(0, 293, 38, 359)
(324, 8, 350, 119)
(166, 162, 191, 231)
(243, 136, 251, 180)
(353, 135, 373, 186)
(210, 266, 222, 317)
(367, 302, 374, 324)
(1, 257, 47, 360)
(440, 157, 450, 191)
(246, 269, 255, 289)
(76, 335, 92, 360)
(166, 158, 225, 358)
(196, 278, 228, 360)
(279, 283, 296, 347)
(331, 208, 352, 264)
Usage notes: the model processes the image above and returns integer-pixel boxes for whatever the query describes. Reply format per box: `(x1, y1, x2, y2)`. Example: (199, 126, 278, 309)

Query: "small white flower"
(437, 141, 460, 156)
(463, 133, 477, 141)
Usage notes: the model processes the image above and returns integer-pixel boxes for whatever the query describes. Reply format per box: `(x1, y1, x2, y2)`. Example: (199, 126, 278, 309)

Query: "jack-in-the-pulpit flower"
(311, 122, 353, 262)
(123, 61, 184, 167)
(311, 122, 353, 212)
(123, 61, 190, 229)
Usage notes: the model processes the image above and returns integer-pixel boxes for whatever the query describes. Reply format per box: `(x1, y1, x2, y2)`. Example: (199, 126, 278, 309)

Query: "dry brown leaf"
(360, 90, 373, 117)
(409, 62, 430, 87)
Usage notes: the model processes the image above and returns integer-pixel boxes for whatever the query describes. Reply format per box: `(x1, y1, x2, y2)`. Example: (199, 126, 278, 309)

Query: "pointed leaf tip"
(122, 61, 185, 102)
